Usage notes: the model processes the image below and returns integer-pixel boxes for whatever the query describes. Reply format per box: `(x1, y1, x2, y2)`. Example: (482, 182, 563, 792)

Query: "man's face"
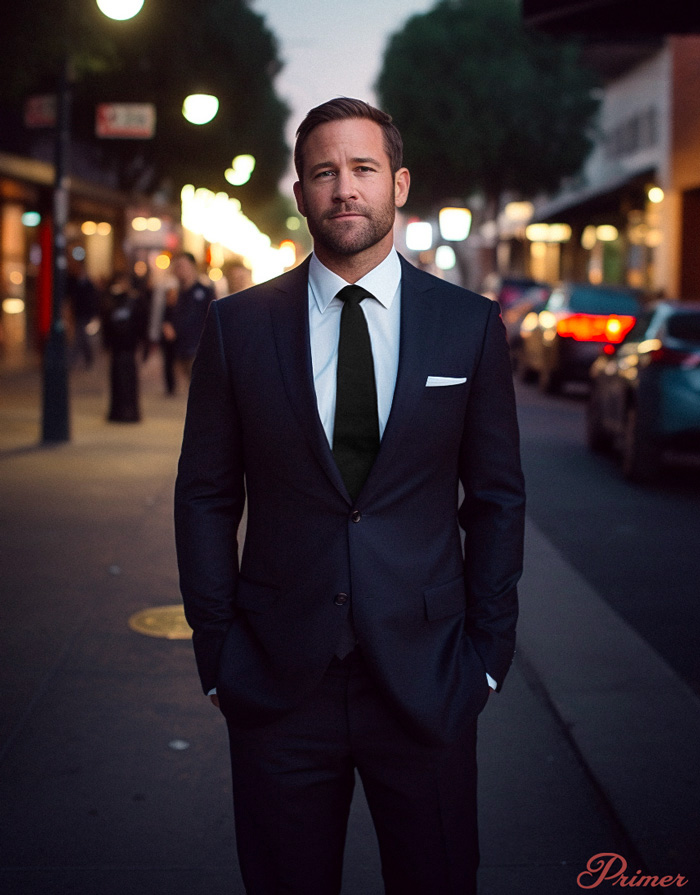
(293, 118, 409, 266)
(173, 257, 196, 288)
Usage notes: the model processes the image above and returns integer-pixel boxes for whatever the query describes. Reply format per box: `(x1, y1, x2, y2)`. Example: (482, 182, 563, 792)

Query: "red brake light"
(556, 313, 636, 343)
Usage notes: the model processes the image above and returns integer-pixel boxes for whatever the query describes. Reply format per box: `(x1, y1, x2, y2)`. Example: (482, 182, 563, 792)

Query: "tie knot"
(336, 285, 374, 306)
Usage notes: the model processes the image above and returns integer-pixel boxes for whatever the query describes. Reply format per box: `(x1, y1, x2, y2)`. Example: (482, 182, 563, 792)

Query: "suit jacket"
(174, 254, 525, 745)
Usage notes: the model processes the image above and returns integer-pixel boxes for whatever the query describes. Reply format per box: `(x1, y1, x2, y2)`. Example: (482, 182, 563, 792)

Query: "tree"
(375, 0, 600, 215)
(0, 0, 289, 210)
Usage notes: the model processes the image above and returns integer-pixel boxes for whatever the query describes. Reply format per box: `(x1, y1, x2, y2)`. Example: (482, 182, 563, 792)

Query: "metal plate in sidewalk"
(129, 605, 192, 639)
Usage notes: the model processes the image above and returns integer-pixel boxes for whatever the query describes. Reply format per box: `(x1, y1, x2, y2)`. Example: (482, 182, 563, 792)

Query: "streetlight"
(42, 0, 144, 443)
(438, 207, 472, 241)
(224, 154, 256, 186)
(405, 221, 433, 252)
(96, 0, 145, 20)
(182, 94, 220, 126)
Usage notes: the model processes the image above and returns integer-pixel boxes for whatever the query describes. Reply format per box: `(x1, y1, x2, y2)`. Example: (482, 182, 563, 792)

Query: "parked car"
(502, 283, 551, 361)
(482, 274, 548, 308)
(587, 301, 700, 481)
(517, 283, 643, 393)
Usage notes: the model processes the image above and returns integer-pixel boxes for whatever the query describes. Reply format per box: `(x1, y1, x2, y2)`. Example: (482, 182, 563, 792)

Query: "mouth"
(327, 209, 365, 221)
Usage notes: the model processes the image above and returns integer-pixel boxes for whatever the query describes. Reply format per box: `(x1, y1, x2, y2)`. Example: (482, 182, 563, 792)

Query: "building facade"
(527, 35, 700, 299)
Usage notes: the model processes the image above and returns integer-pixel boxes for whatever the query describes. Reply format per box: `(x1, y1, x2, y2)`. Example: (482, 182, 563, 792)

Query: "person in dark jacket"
(171, 252, 215, 379)
(66, 261, 99, 369)
(103, 273, 145, 423)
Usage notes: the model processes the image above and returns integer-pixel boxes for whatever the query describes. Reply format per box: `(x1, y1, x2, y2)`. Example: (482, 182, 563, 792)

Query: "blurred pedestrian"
(66, 260, 99, 369)
(222, 258, 253, 294)
(103, 273, 145, 423)
(160, 286, 179, 395)
(175, 98, 525, 895)
(171, 252, 215, 379)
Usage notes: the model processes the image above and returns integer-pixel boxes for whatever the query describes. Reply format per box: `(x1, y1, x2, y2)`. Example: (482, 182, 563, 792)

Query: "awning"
(531, 167, 656, 222)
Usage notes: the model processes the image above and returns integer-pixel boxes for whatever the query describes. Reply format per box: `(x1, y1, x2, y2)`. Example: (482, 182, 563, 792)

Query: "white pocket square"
(425, 376, 467, 387)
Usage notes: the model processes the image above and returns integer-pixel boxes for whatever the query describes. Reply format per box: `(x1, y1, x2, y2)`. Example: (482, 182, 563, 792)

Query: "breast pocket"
(422, 380, 469, 401)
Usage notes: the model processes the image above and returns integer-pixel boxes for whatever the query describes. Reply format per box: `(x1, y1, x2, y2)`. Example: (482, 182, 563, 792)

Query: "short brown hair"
(294, 97, 403, 180)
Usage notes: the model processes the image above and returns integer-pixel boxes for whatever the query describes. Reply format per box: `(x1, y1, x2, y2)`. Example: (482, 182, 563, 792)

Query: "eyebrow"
(308, 156, 382, 174)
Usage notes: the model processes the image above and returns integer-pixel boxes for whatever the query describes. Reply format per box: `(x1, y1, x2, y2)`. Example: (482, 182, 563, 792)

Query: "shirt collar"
(309, 248, 401, 314)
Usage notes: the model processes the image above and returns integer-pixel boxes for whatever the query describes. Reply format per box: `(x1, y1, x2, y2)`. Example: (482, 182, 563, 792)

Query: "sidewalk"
(1, 350, 698, 893)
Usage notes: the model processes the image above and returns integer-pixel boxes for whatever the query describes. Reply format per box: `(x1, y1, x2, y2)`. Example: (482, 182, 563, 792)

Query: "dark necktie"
(332, 285, 380, 502)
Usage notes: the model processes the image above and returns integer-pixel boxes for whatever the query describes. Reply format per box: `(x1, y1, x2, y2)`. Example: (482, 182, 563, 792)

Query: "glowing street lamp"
(405, 221, 433, 252)
(438, 207, 472, 241)
(225, 154, 256, 186)
(182, 94, 220, 126)
(96, 0, 145, 21)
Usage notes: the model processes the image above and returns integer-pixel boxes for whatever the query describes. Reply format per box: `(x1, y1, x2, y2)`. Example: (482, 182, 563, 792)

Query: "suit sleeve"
(458, 299, 526, 689)
(174, 300, 245, 694)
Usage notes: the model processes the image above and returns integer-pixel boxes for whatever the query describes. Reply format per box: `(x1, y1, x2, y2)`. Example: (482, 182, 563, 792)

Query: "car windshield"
(667, 312, 700, 343)
(568, 287, 641, 315)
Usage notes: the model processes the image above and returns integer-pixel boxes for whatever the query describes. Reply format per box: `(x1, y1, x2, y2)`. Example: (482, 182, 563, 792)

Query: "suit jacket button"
(334, 592, 349, 606)
(351, 510, 361, 523)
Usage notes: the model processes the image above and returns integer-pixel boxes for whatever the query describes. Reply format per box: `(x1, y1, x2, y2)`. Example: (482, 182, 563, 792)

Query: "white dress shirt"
(308, 249, 401, 447)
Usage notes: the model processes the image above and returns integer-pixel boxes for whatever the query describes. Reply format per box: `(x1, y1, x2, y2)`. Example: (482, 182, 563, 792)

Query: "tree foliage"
(0, 0, 289, 206)
(375, 0, 600, 212)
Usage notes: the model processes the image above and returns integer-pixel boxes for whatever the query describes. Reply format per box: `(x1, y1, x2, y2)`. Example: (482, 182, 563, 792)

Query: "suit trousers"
(225, 650, 480, 895)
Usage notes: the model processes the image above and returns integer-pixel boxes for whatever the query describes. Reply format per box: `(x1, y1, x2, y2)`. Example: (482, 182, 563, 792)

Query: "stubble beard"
(306, 199, 396, 258)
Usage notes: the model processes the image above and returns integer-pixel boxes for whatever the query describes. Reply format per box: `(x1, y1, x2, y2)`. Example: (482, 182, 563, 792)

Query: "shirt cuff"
(207, 687, 217, 696)
(486, 673, 497, 691)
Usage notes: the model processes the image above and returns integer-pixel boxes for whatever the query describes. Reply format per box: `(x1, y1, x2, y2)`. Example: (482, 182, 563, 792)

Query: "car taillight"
(556, 313, 636, 343)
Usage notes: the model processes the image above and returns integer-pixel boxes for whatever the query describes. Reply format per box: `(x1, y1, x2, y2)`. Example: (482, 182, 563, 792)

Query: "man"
(170, 251, 215, 379)
(175, 98, 525, 895)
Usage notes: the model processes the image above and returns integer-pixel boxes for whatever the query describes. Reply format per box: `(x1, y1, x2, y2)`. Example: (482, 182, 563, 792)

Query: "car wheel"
(586, 389, 612, 453)
(621, 405, 660, 482)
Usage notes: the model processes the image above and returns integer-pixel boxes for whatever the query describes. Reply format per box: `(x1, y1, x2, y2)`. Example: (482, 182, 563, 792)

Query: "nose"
(332, 168, 357, 202)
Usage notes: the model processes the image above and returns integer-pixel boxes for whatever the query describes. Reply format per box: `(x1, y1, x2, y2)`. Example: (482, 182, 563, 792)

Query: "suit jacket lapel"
(269, 258, 350, 498)
(359, 256, 439, 503)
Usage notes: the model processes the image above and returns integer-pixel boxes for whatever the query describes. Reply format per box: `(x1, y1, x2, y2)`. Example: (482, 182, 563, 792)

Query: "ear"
(293, 181, 306, 217)
(394, 168, 410, 209)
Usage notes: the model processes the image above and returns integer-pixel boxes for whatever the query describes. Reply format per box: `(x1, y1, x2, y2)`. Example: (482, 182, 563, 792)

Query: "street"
(516, 379, 700, 699)
(1, 355, 699, 893)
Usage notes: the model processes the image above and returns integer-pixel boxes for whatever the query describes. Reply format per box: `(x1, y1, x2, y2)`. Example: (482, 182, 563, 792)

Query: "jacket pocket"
(423, 575, 466, 621)
(235, 576, 283, 613)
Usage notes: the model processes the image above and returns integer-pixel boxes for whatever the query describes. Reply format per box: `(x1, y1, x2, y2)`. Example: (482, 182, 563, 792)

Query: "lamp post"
(41, 0, 144, 443)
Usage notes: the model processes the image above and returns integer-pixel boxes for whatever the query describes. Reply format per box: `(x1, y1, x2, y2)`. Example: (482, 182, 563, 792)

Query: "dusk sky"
(253, 0, 435, 184)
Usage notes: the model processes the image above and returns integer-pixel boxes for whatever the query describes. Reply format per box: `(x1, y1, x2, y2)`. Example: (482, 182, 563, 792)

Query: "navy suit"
(175, 254, 525, 891)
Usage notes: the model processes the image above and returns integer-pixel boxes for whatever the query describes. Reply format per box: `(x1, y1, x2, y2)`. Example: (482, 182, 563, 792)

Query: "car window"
(568, 287, 641, 315)
(666, 311, 700, 343)
(547, 290, 566, 311)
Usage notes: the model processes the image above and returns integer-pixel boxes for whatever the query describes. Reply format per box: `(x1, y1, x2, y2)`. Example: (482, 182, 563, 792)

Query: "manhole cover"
(128, 605, 192, 639)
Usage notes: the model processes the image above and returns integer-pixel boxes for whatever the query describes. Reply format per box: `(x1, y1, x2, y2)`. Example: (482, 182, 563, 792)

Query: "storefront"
(0, 151, 129, 361)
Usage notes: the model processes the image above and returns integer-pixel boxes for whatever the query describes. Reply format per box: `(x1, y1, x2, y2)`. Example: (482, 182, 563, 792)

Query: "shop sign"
(95, 103, 156, 139)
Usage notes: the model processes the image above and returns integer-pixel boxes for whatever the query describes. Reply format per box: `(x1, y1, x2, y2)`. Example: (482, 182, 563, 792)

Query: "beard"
(304, 197, 396, 258)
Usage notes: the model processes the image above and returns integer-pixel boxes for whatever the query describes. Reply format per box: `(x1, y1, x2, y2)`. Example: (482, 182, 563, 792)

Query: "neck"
(313, 236, 394, 284)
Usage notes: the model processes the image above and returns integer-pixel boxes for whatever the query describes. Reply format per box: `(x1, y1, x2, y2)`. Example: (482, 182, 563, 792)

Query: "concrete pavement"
(0, 349, 698, 893)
